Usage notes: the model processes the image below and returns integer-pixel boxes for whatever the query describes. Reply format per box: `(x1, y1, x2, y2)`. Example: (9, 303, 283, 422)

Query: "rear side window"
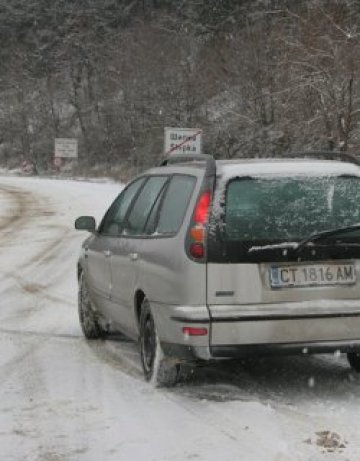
(124, 176, 168, 235)
(99, 177, 145, 236)
(144, 186, 167, 235)
(156, 175, 196, 234)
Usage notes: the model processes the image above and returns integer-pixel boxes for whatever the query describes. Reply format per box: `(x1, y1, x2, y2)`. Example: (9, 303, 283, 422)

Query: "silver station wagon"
(75, 152, 360, 385)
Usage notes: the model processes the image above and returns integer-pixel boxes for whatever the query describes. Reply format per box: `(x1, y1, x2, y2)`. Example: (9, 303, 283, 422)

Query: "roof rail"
(159, 153, 216, 177)
(288, 151, 360, 166)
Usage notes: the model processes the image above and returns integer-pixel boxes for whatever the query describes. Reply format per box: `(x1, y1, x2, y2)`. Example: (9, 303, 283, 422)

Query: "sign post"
(164, 128, 202, 156)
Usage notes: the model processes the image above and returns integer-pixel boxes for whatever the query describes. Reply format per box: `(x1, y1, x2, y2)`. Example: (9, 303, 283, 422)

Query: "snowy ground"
(1, 175, 360, 461)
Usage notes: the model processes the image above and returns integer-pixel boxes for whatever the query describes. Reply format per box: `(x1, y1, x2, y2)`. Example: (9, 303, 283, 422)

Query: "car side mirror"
(75, 216, 96, 232)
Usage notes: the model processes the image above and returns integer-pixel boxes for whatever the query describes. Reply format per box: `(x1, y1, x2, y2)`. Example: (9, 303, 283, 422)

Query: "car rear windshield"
(225, 176, 360, 242)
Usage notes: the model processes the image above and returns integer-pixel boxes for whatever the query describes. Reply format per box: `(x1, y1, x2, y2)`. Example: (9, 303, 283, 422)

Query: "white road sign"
(55, 138, 78, 158)
(164, 128, 202, 155)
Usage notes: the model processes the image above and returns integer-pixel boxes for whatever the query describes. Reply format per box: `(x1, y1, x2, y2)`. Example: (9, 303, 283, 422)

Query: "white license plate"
(270, 263, 356, 288)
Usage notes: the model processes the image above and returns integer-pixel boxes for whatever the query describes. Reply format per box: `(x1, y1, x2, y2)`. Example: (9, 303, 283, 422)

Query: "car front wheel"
(78, 272, 105, 339)
(139, 298, 180, 387)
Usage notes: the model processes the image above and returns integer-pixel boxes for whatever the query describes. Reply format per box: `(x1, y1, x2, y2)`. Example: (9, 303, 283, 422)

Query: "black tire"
(347, 352, 360, 372)
(139, 298, 180, 387)
(78, 272, 105, 339)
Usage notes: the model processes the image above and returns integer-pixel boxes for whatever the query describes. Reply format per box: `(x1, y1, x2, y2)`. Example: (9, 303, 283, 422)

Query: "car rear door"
(206, 174, 360, 348)
(86, 178, 146, 316)
(109, 175, 170, 333)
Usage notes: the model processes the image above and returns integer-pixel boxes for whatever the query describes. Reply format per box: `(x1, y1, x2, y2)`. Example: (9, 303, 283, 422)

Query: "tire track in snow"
(0, 181, 92, 387)
(0, 182, 79, 318)
(0, 185, 28, 235)
(0, 328, 84, 385)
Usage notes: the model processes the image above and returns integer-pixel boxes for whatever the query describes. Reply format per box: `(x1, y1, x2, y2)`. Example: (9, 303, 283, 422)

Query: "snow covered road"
(1, 176, 360, 461)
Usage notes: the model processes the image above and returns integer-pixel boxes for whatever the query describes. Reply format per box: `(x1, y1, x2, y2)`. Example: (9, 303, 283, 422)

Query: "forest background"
(1, 0, 360, 176)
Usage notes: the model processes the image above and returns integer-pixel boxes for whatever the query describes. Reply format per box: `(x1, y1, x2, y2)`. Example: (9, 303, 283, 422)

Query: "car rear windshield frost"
(225, 176, 360, 242)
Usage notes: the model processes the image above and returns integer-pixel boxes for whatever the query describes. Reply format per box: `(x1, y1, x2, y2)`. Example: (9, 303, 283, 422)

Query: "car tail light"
(189, 243, 204, 258)
(188, 190, 211, 260)
(182, 327, 208, 336)
(194, 191, 211, 224)
(190, 227, 205, 242)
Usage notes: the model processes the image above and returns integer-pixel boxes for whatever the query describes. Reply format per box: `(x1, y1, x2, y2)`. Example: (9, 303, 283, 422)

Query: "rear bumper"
(150, 301, 210, 348)
(161, 342, 211, 361)
(153, 300, 360, 361)
(211, 311, 360, 346)
(161, 339, 360, 361)
(211, 340, 360, 358)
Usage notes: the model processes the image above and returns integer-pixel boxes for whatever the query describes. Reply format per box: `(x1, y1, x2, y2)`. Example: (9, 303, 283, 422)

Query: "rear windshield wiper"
(296, 223, 360, 253)
(248, 242, 299, 253)
(248, 224, 360, 254)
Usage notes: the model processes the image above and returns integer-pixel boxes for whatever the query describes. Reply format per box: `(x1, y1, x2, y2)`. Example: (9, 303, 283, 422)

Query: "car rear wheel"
(139, 298, 180, 387)
(78, 272, 105, 339)
(347, 352, 360, 372)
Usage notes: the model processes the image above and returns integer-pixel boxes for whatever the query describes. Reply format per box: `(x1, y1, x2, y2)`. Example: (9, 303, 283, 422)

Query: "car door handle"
(129, 252, 138, 261)
(103, 250, 112, 257)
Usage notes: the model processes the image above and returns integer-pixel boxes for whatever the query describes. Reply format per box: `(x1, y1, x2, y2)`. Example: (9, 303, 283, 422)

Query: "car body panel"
(109, 236, 141, 333)
(207, 261, 360, 305)
(210, 315, 360, 346)
(84, 234, 114, 316)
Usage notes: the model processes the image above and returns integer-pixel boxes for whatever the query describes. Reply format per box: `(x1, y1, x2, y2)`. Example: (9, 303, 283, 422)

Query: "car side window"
(123, 176, 169, 235)
(144, 185, 168, 235)
(156, 175, 196, 234)
(123, 176, 169, 236)
(99, 178, 146, 236)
